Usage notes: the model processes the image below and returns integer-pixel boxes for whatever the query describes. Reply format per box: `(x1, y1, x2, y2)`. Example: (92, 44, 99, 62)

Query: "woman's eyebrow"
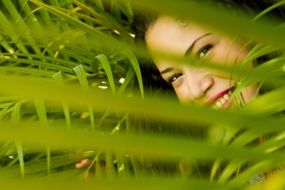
(184, 33, 212, 56)
(160, 67, 173, 75)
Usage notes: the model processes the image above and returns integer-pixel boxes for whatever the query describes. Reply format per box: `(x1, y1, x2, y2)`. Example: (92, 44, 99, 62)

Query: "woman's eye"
(168, 73, 183, 83)
(197, 44, 213, 59)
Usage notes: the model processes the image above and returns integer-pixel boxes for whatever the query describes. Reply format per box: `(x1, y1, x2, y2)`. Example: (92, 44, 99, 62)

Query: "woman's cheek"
(174, 88, 190, 103)
(206, 47, 249, 80)
(172, 75, 185, 88)
(173, 77, 192, 103)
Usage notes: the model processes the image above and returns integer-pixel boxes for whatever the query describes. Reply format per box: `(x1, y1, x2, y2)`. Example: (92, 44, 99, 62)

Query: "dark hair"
(131, 0, 285, 96)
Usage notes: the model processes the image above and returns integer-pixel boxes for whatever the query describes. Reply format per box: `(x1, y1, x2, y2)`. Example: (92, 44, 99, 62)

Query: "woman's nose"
(188, 72, 214, 100)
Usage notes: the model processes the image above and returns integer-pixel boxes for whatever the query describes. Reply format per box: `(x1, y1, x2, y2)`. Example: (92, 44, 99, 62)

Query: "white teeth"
(216, 101, 222, 108)
(223, 94, 229, 100)
(220, 98, 226, 104)
(214, 91, 232, 108)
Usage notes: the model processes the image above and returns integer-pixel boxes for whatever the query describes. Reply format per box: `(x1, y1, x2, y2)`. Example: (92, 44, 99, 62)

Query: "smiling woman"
(145, 16, 257, 108)
(128, 0, 285, 182)
(132, 0, 285, 109)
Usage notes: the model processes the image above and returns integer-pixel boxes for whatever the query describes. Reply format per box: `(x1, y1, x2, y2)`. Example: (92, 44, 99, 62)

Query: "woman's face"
(146, 16, 257, 109)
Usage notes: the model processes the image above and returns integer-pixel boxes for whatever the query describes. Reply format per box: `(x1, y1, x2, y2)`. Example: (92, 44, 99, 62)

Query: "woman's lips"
(207, 87, 235, 108)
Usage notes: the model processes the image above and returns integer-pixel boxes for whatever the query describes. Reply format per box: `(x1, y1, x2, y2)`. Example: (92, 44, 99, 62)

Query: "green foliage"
(0, 0, 285, 189)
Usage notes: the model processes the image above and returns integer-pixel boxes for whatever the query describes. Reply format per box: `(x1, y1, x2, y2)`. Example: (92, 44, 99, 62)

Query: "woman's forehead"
(145, 16, 209, 55)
